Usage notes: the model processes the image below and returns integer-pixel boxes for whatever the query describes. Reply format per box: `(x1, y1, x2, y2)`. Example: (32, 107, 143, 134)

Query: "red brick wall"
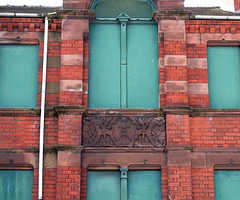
(167, 115, 190, 146)
(162, 168, 168, 200)
(0, 116, 58, 148)
(168, 166, 192, 200)
(80, 168, 87, 200)
(56, 166, 81, 200)
(58, 114, 82, 146)
(192, 168, 214, 200)
(190, 117, 240, 148)
(43, 168, 57, 200)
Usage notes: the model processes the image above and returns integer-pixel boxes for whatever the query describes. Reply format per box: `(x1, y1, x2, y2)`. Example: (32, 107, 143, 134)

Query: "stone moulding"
(83, 116, 166, 148)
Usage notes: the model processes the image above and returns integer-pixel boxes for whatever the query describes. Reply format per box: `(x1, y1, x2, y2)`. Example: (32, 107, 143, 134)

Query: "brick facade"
(0, 0, 240, 199)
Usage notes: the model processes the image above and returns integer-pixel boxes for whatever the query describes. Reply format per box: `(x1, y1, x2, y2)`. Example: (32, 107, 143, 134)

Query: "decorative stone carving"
(83, 117, 166, 147)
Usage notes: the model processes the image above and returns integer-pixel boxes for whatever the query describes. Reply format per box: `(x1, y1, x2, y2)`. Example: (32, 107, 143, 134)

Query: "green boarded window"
(89, 0, 159, 108)
(207, 47, 240, 108)
(214, 170, 240, 200)
(128, 170, 162, 200)
(94, 0, 154, 18)
(0, 170, 33, 200)
(87, 170, 162, 200)
(0, 45, 39, 108)
(87, 171, 121, 200)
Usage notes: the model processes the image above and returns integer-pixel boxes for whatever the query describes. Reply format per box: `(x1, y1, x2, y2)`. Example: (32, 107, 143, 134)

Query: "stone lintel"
(167, 150, 191, 166)
(0, 32, 40, 40)
(201, 33, 240, 44)
(58, 151, 81, 167)
(207, 153, 240, 168)
(191, 152, 207, 168)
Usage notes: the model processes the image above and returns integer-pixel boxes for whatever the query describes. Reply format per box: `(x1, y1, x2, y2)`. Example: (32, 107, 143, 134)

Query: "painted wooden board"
(207, 47, 240, 108)
(0, 45, 39, 108)
(215, 170, 240, 200)
(0, 170, 33, 200)
(87, 171, 121, 200)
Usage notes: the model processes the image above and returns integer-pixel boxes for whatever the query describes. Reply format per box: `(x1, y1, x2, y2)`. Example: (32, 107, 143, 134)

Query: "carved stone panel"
(83, 116, 166, 148)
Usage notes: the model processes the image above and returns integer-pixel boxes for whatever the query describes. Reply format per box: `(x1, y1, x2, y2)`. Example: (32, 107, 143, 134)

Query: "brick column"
(60, 19, 89, 105)
(56, 151, 81, 200)
(166, 113, 192, 200)
(156, 12, 189, 106)
(56, 109, 84, 200)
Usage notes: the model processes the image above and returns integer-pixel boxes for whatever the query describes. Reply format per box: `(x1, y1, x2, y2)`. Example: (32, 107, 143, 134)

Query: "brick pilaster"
(157, 15, 189, 106)
(60, 19, 89, 106)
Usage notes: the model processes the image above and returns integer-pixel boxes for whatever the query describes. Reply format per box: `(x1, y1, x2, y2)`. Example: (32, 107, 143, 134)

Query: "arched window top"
(91, 0, 156, 18)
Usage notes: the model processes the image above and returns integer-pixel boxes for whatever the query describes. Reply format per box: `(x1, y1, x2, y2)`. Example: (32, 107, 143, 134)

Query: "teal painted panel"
(128, 170, 161, 200)
(127, 22, 159, 108)
(87, 171, 121, 200)
(0, 45, 39, 108)
(89, 22, 121, 108)
(0, 170, 33, 200)
(207, 47, 240, 108)
(215, 170, 240, 200)
(95, 0, 153, 18)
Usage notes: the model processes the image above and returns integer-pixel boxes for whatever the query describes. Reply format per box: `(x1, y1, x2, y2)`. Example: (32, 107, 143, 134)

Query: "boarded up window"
(0, 169, 33, 200)
(0, 45, 39, 108)
(214, 170, 240, 200)
(87, 170, 162, 200)
(207, 47, 240, 108)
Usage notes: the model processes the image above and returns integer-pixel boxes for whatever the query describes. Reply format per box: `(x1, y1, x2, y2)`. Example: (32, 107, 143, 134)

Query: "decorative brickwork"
(186, 20, 240, 33)
(0, 18, 61, 32)
(83, 116, 166, 147)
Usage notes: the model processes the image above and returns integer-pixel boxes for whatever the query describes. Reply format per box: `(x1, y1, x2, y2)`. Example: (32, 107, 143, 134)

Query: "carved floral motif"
(83, 117, 166, 147)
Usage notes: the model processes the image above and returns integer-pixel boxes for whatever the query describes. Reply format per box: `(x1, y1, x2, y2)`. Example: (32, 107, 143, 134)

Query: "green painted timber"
(89, 21, 159, 108)
(207, 47, 240, 108)
(0, 170, 33, 200)
(94, 0, 153, 18)
(120, 168, 128, 200)
(128, 170, 162, 200)
(127, 22, 159, 108)
(0, 45, 39, 108)
(118, 13, 129, 108)
(215, 170, 240, 200)
(89, 22, 121, 108)
(87, 171, 121, 200)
